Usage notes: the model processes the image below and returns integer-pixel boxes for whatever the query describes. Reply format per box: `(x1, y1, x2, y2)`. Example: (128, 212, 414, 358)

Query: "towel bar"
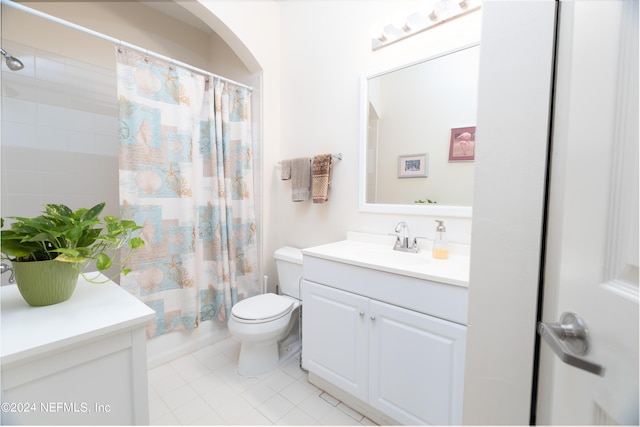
(277, 153, 342, 165)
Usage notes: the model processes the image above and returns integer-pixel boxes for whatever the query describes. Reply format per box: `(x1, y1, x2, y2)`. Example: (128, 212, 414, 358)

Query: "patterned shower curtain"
(116, 48, 260, 338)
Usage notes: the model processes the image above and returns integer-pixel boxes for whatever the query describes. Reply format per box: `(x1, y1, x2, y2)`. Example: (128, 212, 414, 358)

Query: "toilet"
(228, 247, 303, 376)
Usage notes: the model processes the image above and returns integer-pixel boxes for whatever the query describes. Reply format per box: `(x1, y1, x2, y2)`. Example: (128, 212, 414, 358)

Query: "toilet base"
(237, 340, 301, 377)
(236, 310, 301, 377)
(237, 340, 280, 377)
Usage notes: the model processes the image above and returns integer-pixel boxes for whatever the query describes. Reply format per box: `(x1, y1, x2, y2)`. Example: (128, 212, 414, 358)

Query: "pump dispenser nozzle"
(432, 220, 449, 259)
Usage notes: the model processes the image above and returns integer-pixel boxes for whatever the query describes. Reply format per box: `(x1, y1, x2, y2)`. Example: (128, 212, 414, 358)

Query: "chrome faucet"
(392, 222, 429, 253)
(394, 221, 409, 249)
(392, 221, 421, 253)
(1, 263, 15, 284)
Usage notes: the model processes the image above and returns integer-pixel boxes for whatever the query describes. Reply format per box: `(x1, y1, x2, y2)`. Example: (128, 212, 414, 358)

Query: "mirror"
(359, 44, 479, 217)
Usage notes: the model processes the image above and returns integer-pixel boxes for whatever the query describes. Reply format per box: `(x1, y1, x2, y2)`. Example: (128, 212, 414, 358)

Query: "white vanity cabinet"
(302, 237, 469, 425)
(1, 275, 155, 425)
(368, 298, 466, 425)
(302, 281, 370, 402)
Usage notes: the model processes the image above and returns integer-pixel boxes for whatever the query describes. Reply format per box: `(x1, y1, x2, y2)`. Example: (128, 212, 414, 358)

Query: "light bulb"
(434, 0, 461, 21)
(418, 0, 439, 18)
(392, 13, 411, 32)
(369, 22, 387, 41)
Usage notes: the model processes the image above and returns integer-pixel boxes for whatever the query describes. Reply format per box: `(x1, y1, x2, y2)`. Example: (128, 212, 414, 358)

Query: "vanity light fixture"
(392, 12, 412, 33)
(370, 0, 481, 51)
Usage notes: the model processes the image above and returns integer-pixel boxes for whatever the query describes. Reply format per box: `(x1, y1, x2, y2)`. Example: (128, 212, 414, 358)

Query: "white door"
(301, 280, 369, 401)
(536, 1, 638, 424)
(369, 300, 466, 425)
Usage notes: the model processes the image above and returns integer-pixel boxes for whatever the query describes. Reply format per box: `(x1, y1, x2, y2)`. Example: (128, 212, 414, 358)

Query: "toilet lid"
(231, 294, 294, 322)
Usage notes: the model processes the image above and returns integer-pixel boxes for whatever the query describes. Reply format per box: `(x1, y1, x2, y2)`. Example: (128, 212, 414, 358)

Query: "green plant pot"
(12, 260, 79, 307)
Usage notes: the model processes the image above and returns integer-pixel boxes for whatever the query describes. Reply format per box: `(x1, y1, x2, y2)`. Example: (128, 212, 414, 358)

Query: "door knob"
(537, 312, 604, 376)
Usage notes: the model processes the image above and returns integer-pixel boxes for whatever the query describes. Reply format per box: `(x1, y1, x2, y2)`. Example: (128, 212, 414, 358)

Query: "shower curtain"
(116, 48, 260, 338)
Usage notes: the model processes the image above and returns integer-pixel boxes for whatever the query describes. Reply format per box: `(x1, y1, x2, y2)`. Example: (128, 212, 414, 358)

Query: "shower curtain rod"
(1, 0, 253, 91)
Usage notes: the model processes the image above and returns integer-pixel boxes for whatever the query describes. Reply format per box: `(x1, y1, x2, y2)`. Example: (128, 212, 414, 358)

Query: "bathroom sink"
(302, 232, 470, 287)
(308, 238, 432, 274)
(310, 235, 429, 267)
(354, 247, 429, 267)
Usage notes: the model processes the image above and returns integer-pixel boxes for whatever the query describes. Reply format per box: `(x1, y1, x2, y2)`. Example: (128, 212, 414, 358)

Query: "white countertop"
(1, 273, 155, 365)
(302, 232, 470, 287)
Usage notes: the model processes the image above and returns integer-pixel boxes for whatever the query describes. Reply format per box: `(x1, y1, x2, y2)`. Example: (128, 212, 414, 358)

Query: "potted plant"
(1, 202, 144, 306)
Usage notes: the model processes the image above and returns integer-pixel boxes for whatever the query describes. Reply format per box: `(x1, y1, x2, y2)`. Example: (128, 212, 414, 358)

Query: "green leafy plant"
(414, 198, 438, 204)
(1, 202, 144, 283)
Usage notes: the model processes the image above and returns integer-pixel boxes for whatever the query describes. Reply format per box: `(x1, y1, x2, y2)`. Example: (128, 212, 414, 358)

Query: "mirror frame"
(358, 43, 478, 218)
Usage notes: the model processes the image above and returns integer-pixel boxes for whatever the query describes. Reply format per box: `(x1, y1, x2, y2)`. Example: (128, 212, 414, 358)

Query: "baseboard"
(146, 323, 231, 368)
(307, 372, 399, 426)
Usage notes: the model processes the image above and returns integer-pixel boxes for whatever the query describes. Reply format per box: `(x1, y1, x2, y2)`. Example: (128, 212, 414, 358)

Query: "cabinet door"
(369, 300, 466, 425)
(302, 280, 369, 401)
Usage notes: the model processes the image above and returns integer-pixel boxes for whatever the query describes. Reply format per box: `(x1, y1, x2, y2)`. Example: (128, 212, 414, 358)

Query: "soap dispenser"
(432, 220, 449, 259)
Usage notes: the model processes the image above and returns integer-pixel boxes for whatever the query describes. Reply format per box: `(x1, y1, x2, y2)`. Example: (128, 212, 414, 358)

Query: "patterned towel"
(312, 154, 333, 203)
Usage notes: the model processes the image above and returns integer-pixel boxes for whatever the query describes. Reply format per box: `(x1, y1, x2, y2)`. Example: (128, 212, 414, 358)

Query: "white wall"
(464, 1, 557, 424)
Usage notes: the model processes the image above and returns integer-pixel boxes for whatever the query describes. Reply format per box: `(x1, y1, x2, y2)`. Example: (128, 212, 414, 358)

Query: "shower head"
(1, 48, 25, 71)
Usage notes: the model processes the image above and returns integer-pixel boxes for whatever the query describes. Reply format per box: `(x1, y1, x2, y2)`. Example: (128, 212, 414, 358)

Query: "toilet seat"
(231, 293, 294, 324)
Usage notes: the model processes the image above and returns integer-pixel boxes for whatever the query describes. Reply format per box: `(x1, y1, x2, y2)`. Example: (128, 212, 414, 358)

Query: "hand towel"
(312, 153, 333, 203)
(291, 157, 311, 202)
(280, 160, 291, 180)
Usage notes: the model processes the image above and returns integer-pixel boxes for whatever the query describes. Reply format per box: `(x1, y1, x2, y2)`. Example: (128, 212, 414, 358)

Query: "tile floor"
(148, 336, 376, 425)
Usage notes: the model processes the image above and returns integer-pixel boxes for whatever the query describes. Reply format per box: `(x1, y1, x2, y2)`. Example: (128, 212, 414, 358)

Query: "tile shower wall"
(1, 41, 120, 221)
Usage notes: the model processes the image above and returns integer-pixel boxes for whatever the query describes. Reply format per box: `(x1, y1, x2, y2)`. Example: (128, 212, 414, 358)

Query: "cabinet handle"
(370, 315, 376, 321)
(359, 311, 365, 317)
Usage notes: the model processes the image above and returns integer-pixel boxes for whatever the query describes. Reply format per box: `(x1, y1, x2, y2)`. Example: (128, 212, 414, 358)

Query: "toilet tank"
(274, 247, 303, 299)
